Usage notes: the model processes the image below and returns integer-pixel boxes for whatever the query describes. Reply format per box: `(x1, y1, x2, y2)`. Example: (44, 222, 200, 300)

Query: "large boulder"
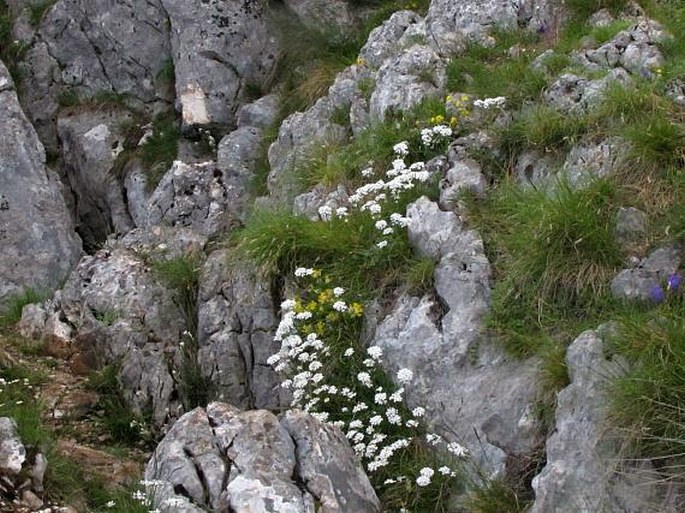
(160, 0, 279, 132)
(530, 329, 682, 513)
(19, 0, 173, 151)
(145, 403, 380, 513)
(0, 59, 81, 307)
(372, 197, 542, 476)
(197, 250, 284, 410)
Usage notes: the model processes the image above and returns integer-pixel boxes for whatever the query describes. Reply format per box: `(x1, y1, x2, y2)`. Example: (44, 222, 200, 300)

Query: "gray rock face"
(237, 94, 280, 130)
(574, 18, 669, 76)
(267, 65, 372, 202)
(439, 157, 486, 210)
(57, 109, 135, 248)
(424, 0, 556, 55)
(359, 11, 422, 70)
(369, 44, 446, 120)
(197, 250, 284, 411)
(543, 69, 632, 114)
(145, 403, 380, 513)
(611, 244, 682, 301)
(562, 136, 629, 187)
(0, 418, 25, 475)
(56, 247, 186, 424)
(530, 329, 681, 513)
(20, 0, 172, 150)
(0, 60, 81, 307)
(161, 0, 279, 131)
(614, 207, 648, 249)
(373, 197, 541, 476)
(283, 0, 356, 31)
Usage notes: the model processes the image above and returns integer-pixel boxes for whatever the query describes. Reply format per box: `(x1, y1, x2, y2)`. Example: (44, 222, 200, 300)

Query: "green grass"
(461, 478, 529, 513)
(0, 288, 46, 328)
(151, 254, 202, 331)
(0, 1, 28, 85)
(139, 113, 181, 189)
(466, 178, 624, 355)
(87, 364, 153, 446)
(446, 30, 548, 110)
(499, 104, 591, 158)
(607, 295, 685, 469)
(564, 0, 631, 21)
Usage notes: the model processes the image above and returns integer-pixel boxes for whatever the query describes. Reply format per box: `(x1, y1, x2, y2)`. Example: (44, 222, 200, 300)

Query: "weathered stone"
(611, 244, 682, 301)
(20, 0, 172, 150)
(0, 59, 81, 308)
(237, 94, 280, 129)
(369, 44, 446, 119)
(562, 136, 629, 187)
(57, 109, 135, 248)
(359, 11, 422, 70)
(0, 418, 25, 475)
(283, 0, 356, 31)
(614, 207, 648, 249)
(373, 197, 541, 476)
(197, 250, 284, 411)
(57, 247, 186, 424)
(530, 329, 682, 513)
(514, 150, 556, 186)
(145, 403, 380, 513)
(161, 0, 279, 131)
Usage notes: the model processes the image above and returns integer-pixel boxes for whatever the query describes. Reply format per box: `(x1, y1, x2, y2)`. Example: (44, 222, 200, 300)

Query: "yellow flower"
(318, 289, 333, 304)
(326, 312, 341, 323)
(306, 300, 318, 311)
(445, 95, 452, 102)
(450, 116, 458, 127)
(312, 269, 322, 278)
(350, 302, 364, 317)
(356, 57, 366, 66)
(461, 94, 469, 102)
(315, 322, 325, 335)
(435, 114, 444, 123)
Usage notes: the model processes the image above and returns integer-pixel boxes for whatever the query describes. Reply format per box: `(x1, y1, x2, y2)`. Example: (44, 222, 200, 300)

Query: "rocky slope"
(1, 0, 684, 512)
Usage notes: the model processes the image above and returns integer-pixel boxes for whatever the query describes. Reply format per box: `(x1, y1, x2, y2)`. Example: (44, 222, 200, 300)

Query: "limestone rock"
(197, 250, 284, 410)
(0, 59, 81, 308)
(614, 207, 648, 249)
(359, 11, 422, 70)
(20, 0, 172, 150)
(57, 109, 136, 248)
(0, 418, 25, 475)
(369, 44, 446, 120)
(145, 403, 380, 513)
(283, 0, 356, 31)
(611, 244, 682, 301)
(237, 94, 280, 130)
(161, 0, 279, 132)
(530, 329, 682, 513)
(373, 197, 541, 476)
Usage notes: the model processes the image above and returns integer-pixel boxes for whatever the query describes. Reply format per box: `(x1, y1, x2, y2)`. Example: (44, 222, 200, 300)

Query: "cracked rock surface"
(145, 403, 380, 513)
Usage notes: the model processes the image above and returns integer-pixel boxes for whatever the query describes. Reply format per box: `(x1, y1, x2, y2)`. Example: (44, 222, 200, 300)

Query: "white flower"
(357, 372, 372, 387)
(281, 299, 297, 311)
(382, 227, 394, 235)
(367, 346, 383, 359)
(389, 388, 404, 402)
(420, 467, 435, 478)
(352, 402, 368, 413)
(294, 268, 314, 278)
(363, 358, 375, 368)
(318, 205, 333, 221)
(376, 240, 388, 249)
(335, 207, 349, 218)
(369, 415, 383, 426)
(416, 475, 431, 487)
(375, 219, 388, 231)
(361, 167, 374, 177)
(390, 213, 409, 227)
(447, 442, 468, 457)
(426, 433, 442, 445)
(397, 368, 413, 384)
(295, 311, 313, 320)
(333, 287, 345, 297)
(343, 347, 355, 357)
(332, 300, 347, 312)
(308, 360, 322, 371)
(393, 141, 409, 156)
(438, 466, 456, 476)
(405, 419, 419, 428)
(374, 392, 387, 405)
(412, 406, 425, 417)
(386, 407, 402, 425)
(106, 501, 116, 508)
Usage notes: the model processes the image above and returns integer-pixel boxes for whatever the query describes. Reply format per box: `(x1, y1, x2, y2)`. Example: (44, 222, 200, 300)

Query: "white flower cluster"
(473, 96, 506, 109)
(318, 205, 349, 221)
(420, 124, 452, 147)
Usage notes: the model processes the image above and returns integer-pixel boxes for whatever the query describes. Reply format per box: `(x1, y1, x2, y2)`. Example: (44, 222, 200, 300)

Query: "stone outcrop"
(197, 250, 284, 411)
(145, 403, 380, 513)
(161, 0, 279, 132)
(530, 329, 683, 513)
(0, 59, 81, 307)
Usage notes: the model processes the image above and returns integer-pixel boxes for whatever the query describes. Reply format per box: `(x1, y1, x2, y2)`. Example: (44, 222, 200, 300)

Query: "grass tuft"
(0, 288, 46, 328)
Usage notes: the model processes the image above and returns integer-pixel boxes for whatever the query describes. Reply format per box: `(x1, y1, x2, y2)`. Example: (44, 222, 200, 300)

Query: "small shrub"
(174, 331, 216, 411)
(461, 478, 529, 513)
(564, 0, 630, 21)
(151, 254, 202, 332)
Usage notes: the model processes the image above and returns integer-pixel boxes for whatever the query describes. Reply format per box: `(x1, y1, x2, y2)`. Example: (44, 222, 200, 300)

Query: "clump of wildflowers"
(649, 272, 682, 304)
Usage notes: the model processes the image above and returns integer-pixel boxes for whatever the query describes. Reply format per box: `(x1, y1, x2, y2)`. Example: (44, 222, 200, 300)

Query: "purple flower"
(650, 284, 665, 303)
(667, 273, 681, 291)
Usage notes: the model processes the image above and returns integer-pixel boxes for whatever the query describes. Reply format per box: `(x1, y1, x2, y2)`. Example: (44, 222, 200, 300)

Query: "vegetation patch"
(0, 288, 47, 328)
